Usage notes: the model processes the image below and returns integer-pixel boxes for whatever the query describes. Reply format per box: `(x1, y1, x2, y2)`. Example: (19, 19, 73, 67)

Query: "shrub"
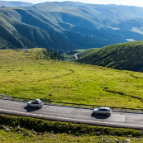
(0, 114, 142, 137)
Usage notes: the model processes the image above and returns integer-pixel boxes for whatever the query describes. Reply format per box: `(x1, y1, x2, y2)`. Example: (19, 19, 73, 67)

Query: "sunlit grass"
(1, 129, 142, 143)
(0, 49, 143, 108)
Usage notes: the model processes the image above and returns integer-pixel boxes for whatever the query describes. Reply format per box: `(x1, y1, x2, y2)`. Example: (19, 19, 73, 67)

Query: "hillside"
(0, 114, 141, 143)
(77, 48, 100, 58)
(0, 7, 123, 50)
(1, 2, 143, 51)
(0, 1, 33, 7)
(1, 48, 143, 108)
(27, 2, 143, 48)
(30, 2, 143, 26)
(0, 8, 80, 52)
(77, 41, 143, 72)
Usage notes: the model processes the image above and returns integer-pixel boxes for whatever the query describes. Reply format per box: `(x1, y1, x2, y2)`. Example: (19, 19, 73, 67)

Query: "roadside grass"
(1, 129, 142, 143)
(1, 49, 143, 108)
(0, 113, 142, 143)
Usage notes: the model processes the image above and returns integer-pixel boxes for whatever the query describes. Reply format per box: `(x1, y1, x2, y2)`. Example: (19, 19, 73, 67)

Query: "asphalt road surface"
(0, 99, 143, 129)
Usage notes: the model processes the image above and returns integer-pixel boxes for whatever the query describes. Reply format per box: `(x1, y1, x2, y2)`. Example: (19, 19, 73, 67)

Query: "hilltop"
(77, 41, 143, 72)
(0, 1, 33, 7)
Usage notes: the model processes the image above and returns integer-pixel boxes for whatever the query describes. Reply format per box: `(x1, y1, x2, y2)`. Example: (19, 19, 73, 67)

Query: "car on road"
(92, 107, 112, 116)
(27, 99, 43, 108)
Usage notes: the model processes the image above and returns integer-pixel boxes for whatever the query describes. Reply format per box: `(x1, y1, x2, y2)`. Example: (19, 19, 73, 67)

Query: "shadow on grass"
(91, 113, 110, 119)
(24, 106, 40, 112)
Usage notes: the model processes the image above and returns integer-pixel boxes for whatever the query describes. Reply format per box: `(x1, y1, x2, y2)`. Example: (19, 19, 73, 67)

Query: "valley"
(0, 1, 143, 142)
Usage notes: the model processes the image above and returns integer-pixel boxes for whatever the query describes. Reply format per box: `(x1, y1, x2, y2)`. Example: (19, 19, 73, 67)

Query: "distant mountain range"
(0, 1, 143, 52)
(0, 1, 33, 7)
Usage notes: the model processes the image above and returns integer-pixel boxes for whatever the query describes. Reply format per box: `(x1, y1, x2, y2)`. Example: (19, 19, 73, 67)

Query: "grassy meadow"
(0, 48, 143, 108)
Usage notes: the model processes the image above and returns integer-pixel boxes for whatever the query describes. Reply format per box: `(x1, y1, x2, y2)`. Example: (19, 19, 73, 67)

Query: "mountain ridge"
(0, 2, 143, 52)
(0, 1, 33, 7)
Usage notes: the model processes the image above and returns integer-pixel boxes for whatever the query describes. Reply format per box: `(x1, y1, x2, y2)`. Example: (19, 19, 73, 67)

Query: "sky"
(3, 0, 143, 7)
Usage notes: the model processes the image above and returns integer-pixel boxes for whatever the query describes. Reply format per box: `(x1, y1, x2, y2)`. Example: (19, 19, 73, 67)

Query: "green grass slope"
(29, 2, 105, 29)
(30, 2, 143, 28)
(0, 8, 80, 52)
(1, 5, 143, 50)
(14, 8, 59, 32)
(27, 2, 143, 49)
(77, 41, 143, 72)
(0, 23, 27, 49)
(1, 121, 141, 143)
(0, 8, 60, 32)
(76, 48, 100, 59)
(1, 48, 143, 108)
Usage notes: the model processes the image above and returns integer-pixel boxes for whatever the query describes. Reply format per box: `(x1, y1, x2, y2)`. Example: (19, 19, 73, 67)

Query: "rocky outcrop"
(0, 125, 5, 129)
(23, 131, 30, 136)
(5, 128, 10, 132)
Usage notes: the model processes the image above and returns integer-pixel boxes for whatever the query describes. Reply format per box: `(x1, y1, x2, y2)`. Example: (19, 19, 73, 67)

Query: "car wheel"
(36, 106, 41, 109)
(94, 112, 97, 115)
(106, 113, 109, 116)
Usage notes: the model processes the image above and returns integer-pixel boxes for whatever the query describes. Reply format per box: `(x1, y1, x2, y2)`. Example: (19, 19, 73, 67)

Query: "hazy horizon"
(1, 0, 143, 7)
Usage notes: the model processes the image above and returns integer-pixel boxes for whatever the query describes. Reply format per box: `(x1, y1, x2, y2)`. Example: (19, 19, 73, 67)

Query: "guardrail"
(0, 94, 143, 112)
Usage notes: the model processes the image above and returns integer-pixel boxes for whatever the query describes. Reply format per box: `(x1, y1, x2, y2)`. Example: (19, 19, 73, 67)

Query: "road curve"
(74, 53, 78, 59)
(0, 99, 143, 129)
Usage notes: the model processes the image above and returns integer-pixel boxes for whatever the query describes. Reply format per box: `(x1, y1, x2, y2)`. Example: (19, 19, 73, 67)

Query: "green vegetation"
(77, 41, 143, 72)
(1, 127, 142, 143)
(28, 2, 143, 48)
(1, 114, 141, 136)
(0, 8, 79, 52)
(63, 50, 85, 61)
(0, 114, 142, 143)
(1, 3, 143, 51)
(1, 48, 143, 108)
(77, 48, 100, 59)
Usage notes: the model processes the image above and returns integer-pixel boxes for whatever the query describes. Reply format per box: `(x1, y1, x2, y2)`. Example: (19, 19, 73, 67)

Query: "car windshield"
(32, 100, 39, 103)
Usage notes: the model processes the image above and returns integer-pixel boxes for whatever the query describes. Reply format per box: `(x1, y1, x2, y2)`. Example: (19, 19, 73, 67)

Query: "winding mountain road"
(74, 53, 78, 59)
(0, 99, 143, 129)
